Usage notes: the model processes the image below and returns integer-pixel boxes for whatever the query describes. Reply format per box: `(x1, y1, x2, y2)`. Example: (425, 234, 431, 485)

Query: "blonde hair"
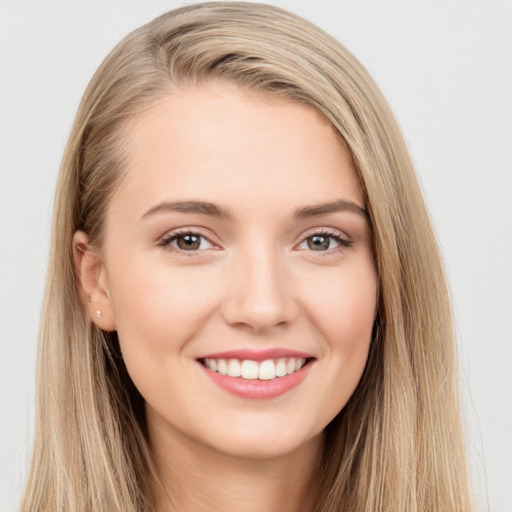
(21, 2, 474, 511)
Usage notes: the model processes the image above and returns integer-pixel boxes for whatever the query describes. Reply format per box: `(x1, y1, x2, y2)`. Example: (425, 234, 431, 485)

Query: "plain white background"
(1, 1, 511, 511)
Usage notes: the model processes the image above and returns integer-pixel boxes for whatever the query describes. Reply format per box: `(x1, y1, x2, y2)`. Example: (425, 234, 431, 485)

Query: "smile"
(201, 357, 307, 380)
(197, 350, 315, 399)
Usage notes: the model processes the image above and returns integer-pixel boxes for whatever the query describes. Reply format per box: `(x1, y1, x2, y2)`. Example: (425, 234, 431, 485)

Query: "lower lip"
(199, 361, 313, 399)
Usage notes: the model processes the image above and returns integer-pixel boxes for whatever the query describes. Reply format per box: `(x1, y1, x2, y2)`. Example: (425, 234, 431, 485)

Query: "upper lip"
(196, 348, 315, 361)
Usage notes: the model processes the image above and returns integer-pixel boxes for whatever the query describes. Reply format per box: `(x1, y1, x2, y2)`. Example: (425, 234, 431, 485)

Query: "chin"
(197, 419, 324, 461)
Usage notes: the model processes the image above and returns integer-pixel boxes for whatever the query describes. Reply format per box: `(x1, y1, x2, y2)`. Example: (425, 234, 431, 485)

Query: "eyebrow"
(141, 198, 368, 221)
(293, 199, 369, 221)
(141, 200, 232, 220)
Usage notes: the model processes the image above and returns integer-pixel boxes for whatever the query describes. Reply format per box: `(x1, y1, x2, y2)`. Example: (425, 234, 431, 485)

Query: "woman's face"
(92, 83, 377, 460)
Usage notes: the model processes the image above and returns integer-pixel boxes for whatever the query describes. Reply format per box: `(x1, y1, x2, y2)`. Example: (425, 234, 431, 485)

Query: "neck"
(150, 421, 324, 512)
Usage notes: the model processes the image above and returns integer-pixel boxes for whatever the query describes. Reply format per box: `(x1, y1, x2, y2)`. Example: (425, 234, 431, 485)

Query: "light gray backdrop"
(1, 1, 511, 511)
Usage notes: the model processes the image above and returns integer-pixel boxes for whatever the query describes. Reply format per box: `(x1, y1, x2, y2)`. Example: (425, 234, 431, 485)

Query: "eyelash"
(298, 229, 354, 255)
(158, 228, 354, 255)
(158, 229, 214, 255)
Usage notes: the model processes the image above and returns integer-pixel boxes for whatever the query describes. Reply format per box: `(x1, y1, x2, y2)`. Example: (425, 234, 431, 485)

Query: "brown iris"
(177, 234, 201, 250)
(307, 235, 330, 251)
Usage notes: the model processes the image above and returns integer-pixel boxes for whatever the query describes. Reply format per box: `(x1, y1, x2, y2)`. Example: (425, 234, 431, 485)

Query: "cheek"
(107, 261, 225, 408)
(307, 263, 377, 346)
(303, 263, 377, 401)
(108, 260, 222, 358)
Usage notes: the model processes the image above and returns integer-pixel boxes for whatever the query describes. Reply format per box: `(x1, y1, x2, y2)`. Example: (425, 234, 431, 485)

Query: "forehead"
(111, 83, 363, 218)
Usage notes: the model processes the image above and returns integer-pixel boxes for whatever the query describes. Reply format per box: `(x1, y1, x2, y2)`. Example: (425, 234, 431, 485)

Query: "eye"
(160, 231, 214, 251)
(297, 232, 352, 252)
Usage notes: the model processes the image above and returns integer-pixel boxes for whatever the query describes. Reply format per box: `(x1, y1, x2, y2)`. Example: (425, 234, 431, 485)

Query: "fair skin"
(75, 83, 377, 512)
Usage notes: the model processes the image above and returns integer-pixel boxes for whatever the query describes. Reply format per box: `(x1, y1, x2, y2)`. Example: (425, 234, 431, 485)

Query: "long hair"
(21, 3, 473, 510)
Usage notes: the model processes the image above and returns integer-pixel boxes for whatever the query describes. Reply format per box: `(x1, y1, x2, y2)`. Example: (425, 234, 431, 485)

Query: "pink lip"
(197, 358, 314, 400)
(197, 348, 314, 362)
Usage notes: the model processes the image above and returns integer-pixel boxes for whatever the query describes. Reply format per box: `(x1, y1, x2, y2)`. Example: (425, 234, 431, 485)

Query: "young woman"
(21, 2, 474, 511)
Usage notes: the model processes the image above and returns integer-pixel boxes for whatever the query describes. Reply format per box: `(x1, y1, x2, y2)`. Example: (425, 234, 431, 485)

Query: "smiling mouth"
(198, 357, 312, 381)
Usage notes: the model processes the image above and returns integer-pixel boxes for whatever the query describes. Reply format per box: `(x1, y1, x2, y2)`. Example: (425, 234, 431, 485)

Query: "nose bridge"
(222, 237, 295, 332)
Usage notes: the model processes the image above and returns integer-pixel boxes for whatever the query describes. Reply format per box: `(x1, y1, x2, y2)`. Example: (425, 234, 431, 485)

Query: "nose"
(221, 243, 297, 333)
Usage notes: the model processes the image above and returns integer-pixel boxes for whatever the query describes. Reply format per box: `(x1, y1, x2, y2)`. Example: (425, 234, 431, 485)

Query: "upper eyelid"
(159, 227, 216, 242)
(298, 226, 352, 241)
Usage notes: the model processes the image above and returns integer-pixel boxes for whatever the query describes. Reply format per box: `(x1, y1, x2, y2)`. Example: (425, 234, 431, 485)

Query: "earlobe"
(73, 230, 116, 331)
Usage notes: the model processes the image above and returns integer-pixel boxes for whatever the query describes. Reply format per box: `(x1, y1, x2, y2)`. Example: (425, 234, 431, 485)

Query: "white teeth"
(217, 359, 228, 375)
(275, 358, 287, 377)
(241, 360, 259, 379)
(259, 359, 276, 380)
(204, 357, 309, 380)
(227, 359, 241, 377)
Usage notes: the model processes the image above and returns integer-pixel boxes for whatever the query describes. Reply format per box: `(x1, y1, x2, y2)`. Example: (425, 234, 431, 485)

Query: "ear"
(73, 230, 116, 331)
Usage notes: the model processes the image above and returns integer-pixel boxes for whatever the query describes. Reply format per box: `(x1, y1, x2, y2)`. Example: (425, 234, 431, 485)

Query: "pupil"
(178, 234, 200, 250)
(308, 235, 329, 251)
